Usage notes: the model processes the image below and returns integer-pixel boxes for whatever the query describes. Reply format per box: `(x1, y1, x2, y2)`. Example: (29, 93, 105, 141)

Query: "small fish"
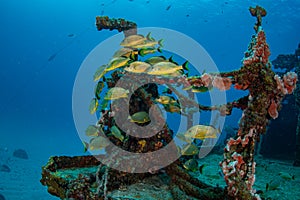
(191, 86, 210, 93)
(106, 57, 131, 72)
(104, 87, 129, 100)
(89, 136, 110, 150)
(111, 125, 125, 142)
(85, 125, 100, 137)
(124, 61, 151, 73)
(67, 33, 75, 37)
(147, 61, 183, 75)
(94, 81, 105, 100)
(48, 53, 57, 62)
(175, 132, 194, 143)
(138, 139, 147, 149)
(93, 64, 107, 81)
(155, 95, 177, 105)
(278, 172, 295, 180)
(113, 47, 137, 58)
(130, 39, 163, 49)
(183, 159, 198, 171)
(166, 5, 171, 11)
(139, 47, 162, 56)
(184, 125, 219, 140)
(145, 56, 167, 65)
(164, 103, 181, 113)
(120, 34, 147, 47)
(129, 111, 151, 123)
(181, 143, 199, 156)
(89, 98, 98, 114)
(266, 179, 281, 191)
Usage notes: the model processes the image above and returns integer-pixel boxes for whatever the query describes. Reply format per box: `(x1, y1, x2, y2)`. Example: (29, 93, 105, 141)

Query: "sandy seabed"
(1, 144, 300, 200)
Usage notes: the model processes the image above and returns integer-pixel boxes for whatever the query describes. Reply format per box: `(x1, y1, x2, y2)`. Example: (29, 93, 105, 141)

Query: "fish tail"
(182, 61, 189, 71)
(157, 47, 162, 53)
(158, 39, 164, 47)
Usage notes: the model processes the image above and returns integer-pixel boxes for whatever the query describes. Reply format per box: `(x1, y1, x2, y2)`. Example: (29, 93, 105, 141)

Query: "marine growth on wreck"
(41, 6, 297, 200)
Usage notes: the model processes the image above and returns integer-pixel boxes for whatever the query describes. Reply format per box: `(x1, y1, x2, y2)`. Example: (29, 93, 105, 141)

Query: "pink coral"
(212, 76, 232, 90)
(243, 29, 270, 66)
(268, 99, 278, 119)
(283, 72, 298, 94)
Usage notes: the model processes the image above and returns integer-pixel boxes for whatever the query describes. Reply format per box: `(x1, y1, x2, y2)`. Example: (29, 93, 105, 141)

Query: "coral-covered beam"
(95, 16, 137, 37)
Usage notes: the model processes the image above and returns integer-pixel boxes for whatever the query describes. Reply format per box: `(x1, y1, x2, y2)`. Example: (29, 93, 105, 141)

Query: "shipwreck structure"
(41, 6, 297, 200)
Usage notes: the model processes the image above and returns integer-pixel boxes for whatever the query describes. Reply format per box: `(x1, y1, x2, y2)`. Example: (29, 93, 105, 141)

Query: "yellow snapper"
(164, 104, 181, 113)
(124, 61, 151, 73)
(185, 125, 218, 140)
(155, 95, 177, 105)
(89, 136, 110, 150)
(85, 125, 99, 137)
(120, 34, 148, 47)
(175, 132, 194, 144)
(147, 61, 183, 75)
(94, 81, 105, 100)
(106, 57, 131, 72)
(130, 39, 163, 49)
(181, 143, 199, 156)
(139, 47, 162, 56)
(89, 98, 98, 114)
(111, 125, 125, 142)
(93, 64, 107, 81)
(145, 56, 167, 65)
(129, 111, 151, 123)
(113, 47, 137, 58)
(183, 159, 198, 171)
(104, 87, 129, 100)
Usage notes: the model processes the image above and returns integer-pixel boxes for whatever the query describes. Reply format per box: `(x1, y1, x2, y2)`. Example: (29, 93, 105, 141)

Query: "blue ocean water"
(0, 0, 299, 199)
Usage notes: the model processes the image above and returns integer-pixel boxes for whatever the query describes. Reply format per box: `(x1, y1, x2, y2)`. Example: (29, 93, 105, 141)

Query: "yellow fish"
(93, 64, 107, 81)
(120, 34, 147, 47)
(104, 87, 129, 100)
(85, 125, 99, 137)
(175, 132, 194, 143)
(147, 61, 183, 75)
(124, 61, 151, 73)
(106, 57, 131, 72)
(89, 98, 98, 114)
(129, 111, 151, 123)
(111, 125, 124, 142)
(145, 56, 167, 65)
(183, 159, 198, 171)
(89, 136, 110, 150)
(185, 125, 218, 140)
(181, 143, 199, 156)
(155, 95, 177, 105)
(130, 39, 163, 49)
(113, 47, 137, 58)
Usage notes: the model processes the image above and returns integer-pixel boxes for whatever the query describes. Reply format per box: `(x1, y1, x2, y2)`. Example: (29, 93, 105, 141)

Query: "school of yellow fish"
(85, 32, 221, 168)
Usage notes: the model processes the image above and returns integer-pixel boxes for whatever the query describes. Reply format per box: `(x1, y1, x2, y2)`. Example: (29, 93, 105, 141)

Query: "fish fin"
(157, 47, 162, 53)
(199, 164, 206, 174)
(182, 61, 189, 71)
(146, 32, 155, 41)
(158, 39, 164, 47)
(138, 49, 145, 57)
(129, 52, 138, 60)
(83, 141, 89, 153)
